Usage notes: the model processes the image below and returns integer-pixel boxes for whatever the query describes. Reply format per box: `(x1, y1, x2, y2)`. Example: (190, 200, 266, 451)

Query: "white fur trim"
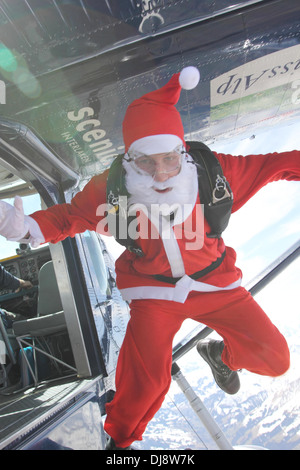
(120, 277, 242, 303)
(129, 134, 183, 156)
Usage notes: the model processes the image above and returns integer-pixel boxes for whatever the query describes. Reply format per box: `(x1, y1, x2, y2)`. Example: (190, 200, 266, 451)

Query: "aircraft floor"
(0, 376, 91, 448)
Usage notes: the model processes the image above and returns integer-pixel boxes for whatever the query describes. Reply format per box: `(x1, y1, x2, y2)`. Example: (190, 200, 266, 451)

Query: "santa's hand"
(0, 196, 30, 242)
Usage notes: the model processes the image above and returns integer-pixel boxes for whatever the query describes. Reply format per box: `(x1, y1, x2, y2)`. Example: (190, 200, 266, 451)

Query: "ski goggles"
(126, 145, 185, 176)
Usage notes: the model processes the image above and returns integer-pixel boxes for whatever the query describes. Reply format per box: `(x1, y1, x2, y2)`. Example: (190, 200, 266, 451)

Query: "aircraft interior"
(0, 165, 76, 396)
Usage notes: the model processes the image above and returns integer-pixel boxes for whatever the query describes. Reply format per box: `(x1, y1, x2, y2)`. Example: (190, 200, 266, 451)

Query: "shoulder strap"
(186, 141, 233, 238)
(106, 154, 129, 205)
(106, 155, 144, 256)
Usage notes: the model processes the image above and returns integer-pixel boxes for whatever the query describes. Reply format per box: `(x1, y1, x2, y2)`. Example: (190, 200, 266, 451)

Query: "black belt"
(154, 250, 226, 285)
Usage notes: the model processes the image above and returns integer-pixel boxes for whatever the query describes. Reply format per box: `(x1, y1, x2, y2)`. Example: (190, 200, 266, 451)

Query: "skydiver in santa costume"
(0, 67, 299, 450)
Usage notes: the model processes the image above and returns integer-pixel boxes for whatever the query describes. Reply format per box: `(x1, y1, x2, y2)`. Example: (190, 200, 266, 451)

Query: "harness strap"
(153, 249, 226, 285)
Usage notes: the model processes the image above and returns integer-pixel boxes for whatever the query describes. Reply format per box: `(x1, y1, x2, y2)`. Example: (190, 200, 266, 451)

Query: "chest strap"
(154, 249, 226, 285)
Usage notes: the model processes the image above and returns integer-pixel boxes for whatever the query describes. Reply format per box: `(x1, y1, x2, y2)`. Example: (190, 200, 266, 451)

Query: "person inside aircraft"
(0, 263, 33, 328)
(0, 67, 299, 450)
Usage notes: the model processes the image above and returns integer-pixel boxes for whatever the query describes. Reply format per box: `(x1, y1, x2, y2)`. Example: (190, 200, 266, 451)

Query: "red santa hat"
(122, 66, 200, 155)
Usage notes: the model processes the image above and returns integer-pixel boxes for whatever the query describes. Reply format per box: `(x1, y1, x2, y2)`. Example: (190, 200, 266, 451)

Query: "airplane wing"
(0, 0, 299, 179)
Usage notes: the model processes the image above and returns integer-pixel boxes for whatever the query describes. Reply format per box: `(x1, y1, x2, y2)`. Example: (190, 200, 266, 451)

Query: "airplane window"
(81, 230, 110, 300)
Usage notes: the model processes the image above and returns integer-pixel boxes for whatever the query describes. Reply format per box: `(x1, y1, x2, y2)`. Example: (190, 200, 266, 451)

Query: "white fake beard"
(123, 154, 198, 212)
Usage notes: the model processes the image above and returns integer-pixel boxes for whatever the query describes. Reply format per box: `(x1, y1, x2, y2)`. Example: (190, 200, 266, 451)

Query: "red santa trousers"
(104, 286, 290, 448)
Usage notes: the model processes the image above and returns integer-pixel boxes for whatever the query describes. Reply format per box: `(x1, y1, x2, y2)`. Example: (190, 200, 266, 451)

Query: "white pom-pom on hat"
(179, 66, 200, 90)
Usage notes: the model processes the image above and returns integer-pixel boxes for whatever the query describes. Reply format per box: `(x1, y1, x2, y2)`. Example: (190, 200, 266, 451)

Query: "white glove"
(0, 196, 29, 241)
(0, 196, 45, 247)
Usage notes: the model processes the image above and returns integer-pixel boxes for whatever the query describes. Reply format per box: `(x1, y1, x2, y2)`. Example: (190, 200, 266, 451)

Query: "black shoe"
(197, 339, 240, 395)
(106, 436, 133, 450)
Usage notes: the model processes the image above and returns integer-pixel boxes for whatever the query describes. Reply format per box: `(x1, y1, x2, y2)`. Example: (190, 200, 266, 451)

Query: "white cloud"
(222, 180, 300, 269)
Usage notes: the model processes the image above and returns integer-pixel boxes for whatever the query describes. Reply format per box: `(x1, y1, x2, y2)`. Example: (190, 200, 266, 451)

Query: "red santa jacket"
(30, 150, 300, 302)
